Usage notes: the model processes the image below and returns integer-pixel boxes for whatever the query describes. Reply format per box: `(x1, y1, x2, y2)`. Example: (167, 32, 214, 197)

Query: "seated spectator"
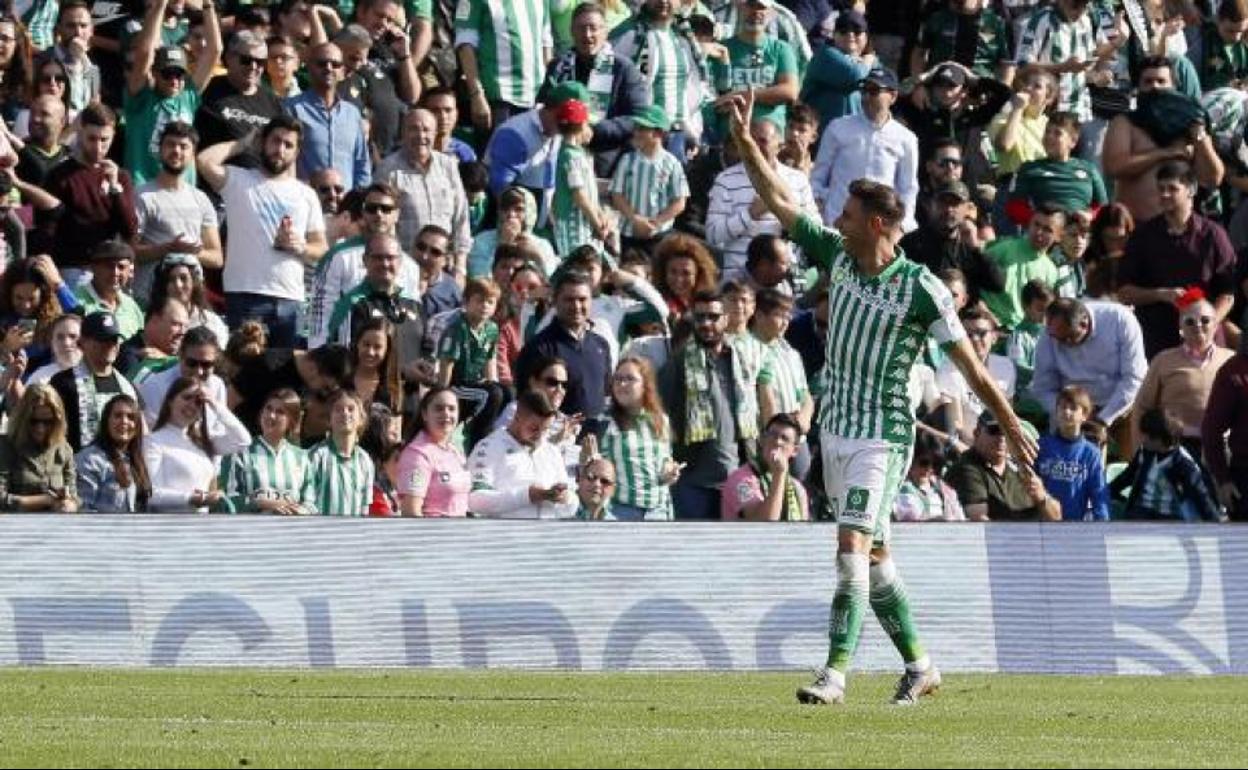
(898, 61, 1011, 179)
(1083, 202, 1134, 299)
(493, 261, 547, 385)
(145, 375, 251, 513)
(362, 402, 402, 516)
(799, 10, 871, 132)
(75, 394, 150, 513)
(350, 316, 403, 415)
(1112, 408, 1224, 522)
(899, 180, 1005, 306)
(743, 233, 799, 297)
(893, 433, 964, 522)
(574, 455, 617, 520)
(467, 187, 558, 279)
(601, 357, 680, 521)
(482, 82, 590, 213)
(219, 387, 316, 515)
(324, 232, 421, 348)
(1135, 296, 1234, 458)
(50, 311, 139, 452)
(15, 96, 71, 187)
(421, 86, 477, 164)
(1202, 345, 1248, 522)
(0, 383, 77, 511)
(911, 0, 1013, 82)
(119, 295, 189, 383)
(137, 326, 227, 428)
(987, 67, 1056, 197)
(151, 254, 230, 349)
(981, 204, 1061, 331)
(652, 232, 719, 323)
(491, 355, 582, 472)
(397, 387, 471, 518)
(438, 277, 504, 449)
(73, 240, 144, 340)
(1036, 385, 1110, 521)
(1050, 209, 1092, 300)
(778, 102, 818, 174)
(264, 34, 302, 100)
(306, 388, 374, 516)
(936, 306, 1016, 444)
(721, 413, 808, 521)
(1005, 279, 1054, 407)
(948, 411, 1061, 521)
(0, 255, 78, 367)
(468, 389, 577, 519)
(27, 313, 81, 386)
(1007, 112, 1107, 223)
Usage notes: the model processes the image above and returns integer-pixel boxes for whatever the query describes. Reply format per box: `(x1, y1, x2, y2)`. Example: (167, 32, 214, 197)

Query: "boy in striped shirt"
(609, 105, 689, 256)
(752, 289, 814, 476)
(307, 390, 374, 516)
(552, 98, 612, 256)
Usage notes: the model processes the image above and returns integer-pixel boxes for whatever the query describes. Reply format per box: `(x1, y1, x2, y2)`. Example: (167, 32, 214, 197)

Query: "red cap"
(1176, 286, 1206, 311)
(556, 99, 590, 126)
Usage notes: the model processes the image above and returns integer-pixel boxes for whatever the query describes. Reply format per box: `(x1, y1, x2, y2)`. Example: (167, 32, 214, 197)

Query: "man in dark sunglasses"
(196, 30, 285, 150)
(286, 41, 370, 189)
(137, 326, 227, 429)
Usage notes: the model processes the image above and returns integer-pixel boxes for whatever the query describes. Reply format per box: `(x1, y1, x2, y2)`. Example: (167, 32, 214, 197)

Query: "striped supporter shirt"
(219, 437, 318, 514)
(608, 147, 689, 239)
(307, 436, 375, 516)
(601, 411, 673, 518)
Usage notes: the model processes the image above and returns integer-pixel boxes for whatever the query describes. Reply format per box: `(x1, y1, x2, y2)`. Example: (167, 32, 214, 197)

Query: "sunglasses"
(936, 157, 962, 167)
(39, 72, 67, 85)
(317, 184, 345, 195)
(363, 201, 397, 215)
(414, 241, 446, 257)
(981, 423, 1004, 437)
(185, 357, 216, 371)
(543, 376, 568, 389)
(1183, 316, 1214, 327)
(315, 59, 344, 69)
(367, 252, 400, 261)
(159, 67, 186, 80)
(236, 54, 266, 69)
(583, 473, 615, 487)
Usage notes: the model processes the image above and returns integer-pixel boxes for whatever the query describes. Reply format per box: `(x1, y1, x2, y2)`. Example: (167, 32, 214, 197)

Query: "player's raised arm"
(726, 89, 800, 232)
(947, 338, 1038, 467)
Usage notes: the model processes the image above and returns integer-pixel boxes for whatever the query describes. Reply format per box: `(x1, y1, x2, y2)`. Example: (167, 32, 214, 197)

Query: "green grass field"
(0, 669, 1245, 768)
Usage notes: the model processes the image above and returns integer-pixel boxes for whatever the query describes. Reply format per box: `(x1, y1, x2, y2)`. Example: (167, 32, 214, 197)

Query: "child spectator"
(778, 102, 818, 174)
(609, 105, 688, 256)
(1110, 408, 1224, 522)
(307, 389, 374, 517)
(552, 98, 612, 257)
(438, 277, 505, 450)
(219, 388, 316, 515)
(459, 160, 489, 235)
(1006, 278, 1054, 414)
(1035, 385, 1110, 521)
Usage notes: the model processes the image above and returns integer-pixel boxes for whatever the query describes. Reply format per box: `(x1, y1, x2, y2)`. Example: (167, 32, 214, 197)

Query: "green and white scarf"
(682, 342, 758, 445)
(549, 43, 616, 123)
(72, 362, 138, 448)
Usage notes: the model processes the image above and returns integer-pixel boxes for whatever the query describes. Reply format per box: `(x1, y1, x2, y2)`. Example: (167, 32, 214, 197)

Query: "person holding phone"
(467, 389, 577, 519)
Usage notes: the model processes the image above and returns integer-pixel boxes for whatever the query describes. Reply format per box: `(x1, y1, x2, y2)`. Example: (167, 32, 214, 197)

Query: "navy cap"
(82, 311, 123, 341)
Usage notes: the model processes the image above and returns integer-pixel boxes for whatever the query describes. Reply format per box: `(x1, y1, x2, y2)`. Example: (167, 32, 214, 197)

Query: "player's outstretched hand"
(1004, 417, 1038, 468)
(726, 88, 755, 145)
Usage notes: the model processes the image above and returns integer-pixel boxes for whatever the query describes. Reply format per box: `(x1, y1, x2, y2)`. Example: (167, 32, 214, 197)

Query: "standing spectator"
(144, 376, 251, 512)
(705, 0, 799, 142)
(707, 115, 817, 279)
(397, 386, 471, 517)
(898, 60, 1012, 169)
(893, 433, 964, 521)
(413, 224, 463, 322)
(947, 411, 1061, 521)
(198, 114, 328, 347)
(285, 41, 371, 189)
(50, 311, 139, 452)
(0, 383, 77, 511)
(1013, 0, 1118, 128)
(118, 296, 189, 382)
(661, 290, 761, 519)
(265, 34, 302, 99)
(455, 0, 551, 133)
(310, 168, 347, 224)
(1193, 0, 1248, 92)
(1202, 345, 1248, 521)
(1005, 278, 1054, 403)
(800, 10, 871, 132)
(437, 277, 504, 448)
(1050, 209, 1092, 299)
(1116, 161, 1238, 359)
(899, 180, 1005, 304)
(601, 356, 679, 520)
(15, 57, 72, 143)
(219, 387, 317, 515)
(75, 393, 151, 513)
(331, 17, 417, 160)
(1035, 384, 1110, 521)
(708, 0, 810, 78)
(980, 204, 1062, 331)
(467, 389, 577, 519)
(194, 31, 285, 151)
(133, 121, 224, 305)
(47, 0, 100, 112)
(552, 98, 610, 257)
(15, 96, 69, 188)
(1084, 201, 1134, 298)
(1114, 408, 1224, 522)
(911, 0, 1014, 82)
(421, 86, 477, 163)
(987, 66, 1056, 189)
(123, 0, 221, 185)
(720, 412, 808, 520)
(609, 105, 688, 255)
(811, 67, 920, 231)
(73, 240, 144, 340)
(306, 388, 374, 516)
(0, 16, 29, 125)
(44, 104, 138, 280)
(150, 254, 230, 349)
(1032, 298, 1148, 458)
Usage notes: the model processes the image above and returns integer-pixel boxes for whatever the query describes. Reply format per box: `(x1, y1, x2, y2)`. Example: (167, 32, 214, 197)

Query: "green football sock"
(869, 559, 926, 664)
(826, 552, 870, 672)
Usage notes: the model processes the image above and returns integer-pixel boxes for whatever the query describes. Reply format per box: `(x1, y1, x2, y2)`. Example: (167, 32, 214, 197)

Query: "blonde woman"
(0, 383, 76, 511)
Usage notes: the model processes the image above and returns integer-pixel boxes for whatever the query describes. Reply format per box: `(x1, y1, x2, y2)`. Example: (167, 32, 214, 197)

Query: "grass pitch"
(0, 668, 1244, 767)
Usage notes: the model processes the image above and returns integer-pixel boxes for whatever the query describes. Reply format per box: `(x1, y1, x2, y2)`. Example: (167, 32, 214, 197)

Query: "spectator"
(911, 0, 1014, 82)
(44, 103, 138, 280)
(455, 0, 552, 132)
(219, 387, 317, 515)
(26, 313, 80, 386)
(349, 315, 402, 414)
(306, 388, 374, 516)
(936, 306, 1016, 444)
(707, 115, 817, 279)
(709, 0, 811, 78)
(438, 277, 505, 448)
(704, 0, 799, 143)
(264, 34, 302, 99)
(947, 411, 1061, 521)
(661, 289, 762, 519)
(15, 95, 69, 187)
(137, 326, 228, 428)
(75, 393, 150, 513)
(324, 232, 421, 347)
(132, 121, 224, 305)
(48, 0, 100, 112)
(539, 3, 648, 176)
(331, 11, 418, 160)
(490, 355, 582, 471)
(913, 138, 967, 220)
(0, 15, 32, 125)
(574, 454, 617, 520)
(362, 402, 403, 515)
(466, 186, 557, 278)
(987, 66, 1056, 188)
(1135, 297, 1234, 457)
(467, 389, 577, 519)
(778, 102, 817, 174)
(123, 0, 220, 186)
(899, 180, 1005, 304)
(753, 289, 813, 442)
(898, 60, 1012, 171)
(609, 105, 688, 255)
(1036, 384, 1110, 521)
(0, 256, 77, 366)
(198, 114, 328, 347)
(652, 233, 719, 325)
(1083, 201, 1134, 298)
(119, 296, 189, 383)
(800, 10, 871, 132)
(812, 67, 920, 231)
(493, 260, 546, 385)
(980, 203, 1062, 331)
(1117, 161, 1238, 359)
(150, 254, 230, 349)
(552, 98, 610, 257)
(893, 433, 965, 522)
(1005, 278, 1055, 403)
(194, 31, 285, 151)
(1032, 297, 1148, 458)
(50, 311, 139, 452)
(285, 41, 371, 189)
(1202, 344, 1248, 521)
(1013, 0, 1119, 130)
(720, 412, 808, 521)
(397, 386, 471, 517)
(421, 86, 477, 163)
(1193, 0, 1248, 92)
(1008, 111, 1107, 220)
(600, 356, 679, 520)
(15, 58, 73, 142)
(73, 240, 144, 340)
(0, 383, 77, 511)
(743, 233, 799, 296)
(414, 224, 463, 323)
(1113, 407, 1224, 522)
(1050, 208, 1092, 299)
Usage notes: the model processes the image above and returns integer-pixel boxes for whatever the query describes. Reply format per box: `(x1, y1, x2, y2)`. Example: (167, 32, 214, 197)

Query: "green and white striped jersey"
(220, 437, 318, 514)
(601, 411, 673, 516)
(608, 147, 689, 238)
(1015, 5, 1103, 122)
(307, 437, 375, 516)
(610, 19, 701, 125)
(793, 215, 965, 446)
(759, 336, 809, 416)
(454, 0, 551, 107)
(552, 143, 600, 256)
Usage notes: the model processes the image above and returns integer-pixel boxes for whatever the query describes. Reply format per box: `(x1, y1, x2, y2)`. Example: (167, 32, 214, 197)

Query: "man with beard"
(15, 96, 71, 188)
(899, 180, 1005, 303)
(133, 121, 224, 304)
(198, 114, 327, 347)
(286, 41, 371, 190)
(195, 31, 285, 158)
(123, 0, 221, 185)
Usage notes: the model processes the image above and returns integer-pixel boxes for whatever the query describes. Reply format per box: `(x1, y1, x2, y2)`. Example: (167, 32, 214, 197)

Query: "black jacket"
(540, 52, 651, 176)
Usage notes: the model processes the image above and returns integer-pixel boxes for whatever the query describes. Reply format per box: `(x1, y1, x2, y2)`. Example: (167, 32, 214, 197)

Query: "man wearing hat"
(609, 105, 689, 254)
(897, 60, 1011, 170)
(812, 66, 920, 231)
(50, 311, 139, 452)
(73, 240, 145, 340)
(800, 10, 873, 132)
(124, 0, 221, 185)
(911, 0, 1014, 83)
(899, 179, 1005, 303)
(947, 409, 1060, 521)
(195, 29, 285, 152)
(484, 81, 592, 227)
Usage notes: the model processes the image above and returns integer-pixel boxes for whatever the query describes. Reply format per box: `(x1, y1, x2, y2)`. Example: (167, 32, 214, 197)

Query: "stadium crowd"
(0, 0, 1245, 521)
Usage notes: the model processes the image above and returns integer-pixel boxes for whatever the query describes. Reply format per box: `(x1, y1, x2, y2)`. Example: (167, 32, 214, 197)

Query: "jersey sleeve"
(791, 213, 844, 272)
(913, 267, 966, 349)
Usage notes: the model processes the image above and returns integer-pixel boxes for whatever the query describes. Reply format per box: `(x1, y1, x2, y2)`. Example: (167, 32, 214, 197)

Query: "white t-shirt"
(220, 167, 324, 301)
(936, 353, 1017, 427)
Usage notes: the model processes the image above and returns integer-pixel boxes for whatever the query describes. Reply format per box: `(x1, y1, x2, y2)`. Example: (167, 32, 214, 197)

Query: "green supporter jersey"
(335, 0, 431, 28)
(219, 438, 318, 514)
(608, 146, 689, 238)
(1012, 157, 1106, 214)
(915, 7, 1012, 80)
(609, 17, 700, 125)
(123, 87, 201, 186)
(981, 236, 1060, 331)
(307, 437, 374, 516)
(707, 35, 796, 138)
(552, 142, 598, 256)
(454, 0, 550, 107)
(437, 314, 499, 385)
(792, 214, 965, 446)
(1199, 21, 1248, 91)
(601, 411, 672, 515)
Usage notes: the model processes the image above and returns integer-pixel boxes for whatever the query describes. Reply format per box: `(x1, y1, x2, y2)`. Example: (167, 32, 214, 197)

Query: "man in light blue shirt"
(285, 42, 371, 190)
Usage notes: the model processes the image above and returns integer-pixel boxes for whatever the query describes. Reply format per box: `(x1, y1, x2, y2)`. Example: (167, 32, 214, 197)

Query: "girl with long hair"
(0, 382, 76, 510)
(219, 387, 317, 515)
(149, 255, 229, 348)
(351, 316, 402, 412)
(75, 393, 150, 512)
(600, 357, 680, 520)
